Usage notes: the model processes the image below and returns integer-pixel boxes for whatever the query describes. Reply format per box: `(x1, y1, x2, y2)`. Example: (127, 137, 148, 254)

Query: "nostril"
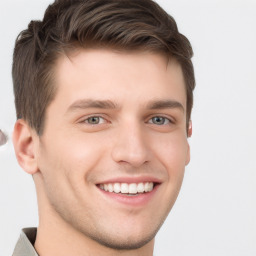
(0, 130, 8, 146)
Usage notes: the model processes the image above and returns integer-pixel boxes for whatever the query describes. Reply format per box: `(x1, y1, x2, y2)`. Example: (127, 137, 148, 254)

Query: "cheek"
(153, 131, 189, 172)
(50, 133, 104, 166)
(42, 135, 115, 208)
(149, 133, 188, 216)
(37, 134, 105, 191)
(36, 136, 106, 213)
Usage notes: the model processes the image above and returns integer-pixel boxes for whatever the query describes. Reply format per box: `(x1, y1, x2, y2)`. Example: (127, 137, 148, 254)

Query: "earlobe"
(12, 119, 39, 174)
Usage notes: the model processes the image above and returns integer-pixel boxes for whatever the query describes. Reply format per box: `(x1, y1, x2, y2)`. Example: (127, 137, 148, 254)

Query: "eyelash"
(147, 116, 173, 126)
(83, 116, 106, 125)
(81, 115, 174, 126)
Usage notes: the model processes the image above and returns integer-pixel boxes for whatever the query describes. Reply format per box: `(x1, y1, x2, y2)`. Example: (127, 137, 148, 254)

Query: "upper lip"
(97, 176, 162, 185)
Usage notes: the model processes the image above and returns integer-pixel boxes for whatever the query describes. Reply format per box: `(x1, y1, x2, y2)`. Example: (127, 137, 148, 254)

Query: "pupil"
(89, 117, 99, 124)
(153, 117, 164, 125)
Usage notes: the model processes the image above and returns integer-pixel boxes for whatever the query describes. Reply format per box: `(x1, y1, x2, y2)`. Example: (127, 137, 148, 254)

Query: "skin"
(13, 49, 192, 256)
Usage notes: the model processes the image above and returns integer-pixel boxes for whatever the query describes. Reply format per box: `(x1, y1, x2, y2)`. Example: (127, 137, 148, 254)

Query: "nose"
(111, 122, 150, 168)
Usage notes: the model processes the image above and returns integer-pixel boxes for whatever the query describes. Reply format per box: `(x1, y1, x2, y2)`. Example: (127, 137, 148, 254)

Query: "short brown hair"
(13, 0, 195, 135)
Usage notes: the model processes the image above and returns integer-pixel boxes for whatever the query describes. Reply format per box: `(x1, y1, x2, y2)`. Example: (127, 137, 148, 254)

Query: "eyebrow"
(147, 99, 185, 112)
(66, 98, 184, 113)
(66, 99, 119, 113)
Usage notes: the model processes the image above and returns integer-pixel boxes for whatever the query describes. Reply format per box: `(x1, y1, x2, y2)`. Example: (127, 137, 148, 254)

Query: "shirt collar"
(13, 228, 38, 256)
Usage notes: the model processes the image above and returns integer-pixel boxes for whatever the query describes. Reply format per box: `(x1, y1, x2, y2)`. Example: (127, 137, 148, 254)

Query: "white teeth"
(129, 183, 137, 194)
(145, 182, 150, 192)
(148, 182, 153, 191)
(144, 182, 154, 192)
(108, 183, 113, 192)
(99, 182, 154, 194)
(137, 183, 144, 193)
(113, 183, 121, 193)
(121, 183, 129, 193)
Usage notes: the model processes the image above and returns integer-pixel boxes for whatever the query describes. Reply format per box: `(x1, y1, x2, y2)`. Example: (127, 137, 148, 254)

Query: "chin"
(79, 217, 165, 251)
(89, 230, 157, 250)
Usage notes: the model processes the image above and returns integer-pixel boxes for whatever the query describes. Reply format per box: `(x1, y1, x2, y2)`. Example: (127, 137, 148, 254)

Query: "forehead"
(51, 48, 186, 111)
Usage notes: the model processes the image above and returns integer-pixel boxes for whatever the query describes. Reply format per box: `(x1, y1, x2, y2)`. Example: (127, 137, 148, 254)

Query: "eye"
(84, 116, 105, 125)
(149, 116, 171, 125)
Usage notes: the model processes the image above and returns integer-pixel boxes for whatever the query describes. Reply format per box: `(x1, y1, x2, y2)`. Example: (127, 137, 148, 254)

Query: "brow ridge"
(66, 98, 184, 113)
(67, 99, 118, 112)
(147, 99, 184, 112)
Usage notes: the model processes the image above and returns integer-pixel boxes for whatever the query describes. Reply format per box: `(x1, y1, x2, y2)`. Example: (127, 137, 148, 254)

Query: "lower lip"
(97, 185, 160, 207)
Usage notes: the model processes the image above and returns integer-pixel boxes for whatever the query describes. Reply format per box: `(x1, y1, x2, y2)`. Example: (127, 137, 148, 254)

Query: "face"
(35, 49, 190, 250)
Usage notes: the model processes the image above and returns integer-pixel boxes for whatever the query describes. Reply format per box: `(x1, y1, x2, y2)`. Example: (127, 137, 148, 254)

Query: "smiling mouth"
(98, 182, 156, 195)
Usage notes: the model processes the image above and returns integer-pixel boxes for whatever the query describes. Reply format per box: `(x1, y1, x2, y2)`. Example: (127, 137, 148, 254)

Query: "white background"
(0, 0, 255, 255)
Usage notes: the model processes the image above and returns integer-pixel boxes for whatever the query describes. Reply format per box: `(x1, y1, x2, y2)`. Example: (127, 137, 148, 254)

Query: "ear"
(187, 120, 192, 138)
(12, 119, 39, 174)
(186, 120, 192, 165)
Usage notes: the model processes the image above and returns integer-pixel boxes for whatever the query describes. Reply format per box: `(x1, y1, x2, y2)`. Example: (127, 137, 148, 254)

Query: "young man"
(12, 0, 195, 255)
